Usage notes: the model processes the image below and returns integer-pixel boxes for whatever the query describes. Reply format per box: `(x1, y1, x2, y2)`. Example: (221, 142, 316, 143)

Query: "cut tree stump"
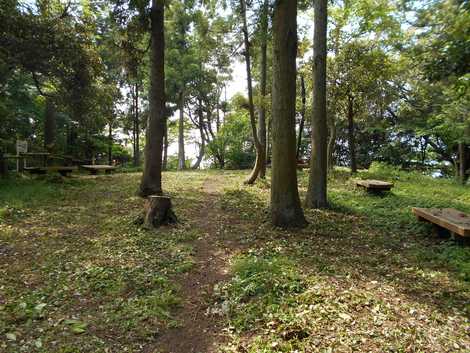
(143, 195, 177, 229)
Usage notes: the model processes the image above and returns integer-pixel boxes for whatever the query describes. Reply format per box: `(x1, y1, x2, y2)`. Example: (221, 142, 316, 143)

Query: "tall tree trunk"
(347, 94, 357, 173)
(327, 113, 336, 170)
(192, 99, 206, 169)
(258, 0, 269, 178)
(241, 0, 265, 184)
(306, 0, 328, 208)
(420, 136, 428, 168)
(178, 90, 185, 170)
(139, 0, 166, 197)
(296, 74, 306, 160)
(44, 98, 57, 153)
(163, 120, 168, 171)
(266, 117, 271, 164)
(134, 82, 140, 167)
(458, 142, 464, 183)
(216, 88, 221, 133)
(459, 125, 470, 184)
(108, 121, 112, 165)
(271, 0, 307, 228)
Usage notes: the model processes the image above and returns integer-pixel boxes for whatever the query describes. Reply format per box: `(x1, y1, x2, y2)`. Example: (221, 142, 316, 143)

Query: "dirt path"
(151, 175, 238, 353)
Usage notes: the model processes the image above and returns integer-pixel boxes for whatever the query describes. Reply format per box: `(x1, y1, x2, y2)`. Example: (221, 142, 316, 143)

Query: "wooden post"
(17, 154, 24, 173)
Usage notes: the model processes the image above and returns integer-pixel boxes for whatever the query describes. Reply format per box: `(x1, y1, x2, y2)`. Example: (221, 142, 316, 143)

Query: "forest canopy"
(0, 0, 468, 181)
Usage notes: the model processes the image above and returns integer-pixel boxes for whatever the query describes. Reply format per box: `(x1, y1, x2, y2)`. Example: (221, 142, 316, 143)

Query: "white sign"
(16, 140, 28, 154)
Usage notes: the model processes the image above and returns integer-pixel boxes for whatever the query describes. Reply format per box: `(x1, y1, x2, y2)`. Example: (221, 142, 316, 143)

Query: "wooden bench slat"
(412, 207, 470, 237)
(80, 165, 116, 170)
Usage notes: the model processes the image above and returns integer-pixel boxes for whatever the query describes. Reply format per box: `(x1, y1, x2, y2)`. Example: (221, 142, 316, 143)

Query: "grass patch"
(216, 254, 304, 332)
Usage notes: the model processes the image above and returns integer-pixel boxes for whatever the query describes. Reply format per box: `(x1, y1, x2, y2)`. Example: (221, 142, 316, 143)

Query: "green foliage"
(207, 110, 255, 169)
(216, 254, 304, 331)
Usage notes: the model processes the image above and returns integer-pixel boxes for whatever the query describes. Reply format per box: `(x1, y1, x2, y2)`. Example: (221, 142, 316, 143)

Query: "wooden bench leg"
(431, 224, 451, 238)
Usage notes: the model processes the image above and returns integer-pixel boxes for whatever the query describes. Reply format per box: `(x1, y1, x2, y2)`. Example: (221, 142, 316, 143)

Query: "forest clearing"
(1, 168, 469, 352)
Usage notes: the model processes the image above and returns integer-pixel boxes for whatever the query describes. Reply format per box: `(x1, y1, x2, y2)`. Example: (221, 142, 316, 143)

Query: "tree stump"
(143, 195, 177, 229)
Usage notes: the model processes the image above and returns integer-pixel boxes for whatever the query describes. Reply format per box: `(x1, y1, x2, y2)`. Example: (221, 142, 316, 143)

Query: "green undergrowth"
(1, 168, 469, 352)
(0, 172, 207, 352)
(215, 253, 304, 332)
(217, 166, 470, 352)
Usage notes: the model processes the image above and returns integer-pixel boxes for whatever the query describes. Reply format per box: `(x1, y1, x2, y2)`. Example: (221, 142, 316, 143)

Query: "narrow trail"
(151, 176, 240, 353)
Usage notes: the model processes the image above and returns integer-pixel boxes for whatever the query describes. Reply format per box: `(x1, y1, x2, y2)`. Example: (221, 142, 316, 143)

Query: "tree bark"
(458, 142, 468, 184)
(347, 94, 357, 173)
(327, 113, 336, 170)
(241, 0, 265, 184)
(133, 82, 140, 167)
(139, 0, 166, 197)
(163, 120, 168, 171)
(306, 0, 328, 208)
(271, 0, 307, 228)
(258, 0, 269, 178)
(44, 98, 57, 153)
(178, 90, 185, 170)
(143, 196, 177, 229)
(296, 74, 306, 160)
(266, 116, 271, 164)
(108, 121, 112, 165)
(192, 100, 206, 169)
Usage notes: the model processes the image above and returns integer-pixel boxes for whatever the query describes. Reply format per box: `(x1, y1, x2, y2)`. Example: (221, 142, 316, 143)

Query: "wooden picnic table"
(80, 165, 116, 175)
(412, 207, 470, 237)
(24, 166, 76, 177)
(356, 179, 394, 192)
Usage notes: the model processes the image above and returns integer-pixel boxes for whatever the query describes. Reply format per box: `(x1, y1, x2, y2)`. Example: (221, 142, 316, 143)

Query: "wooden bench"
(25, 166, 76, 176)
(356, 179, 393, 192)
(80, 165, 116, 175)
(412, 207, 470, 237)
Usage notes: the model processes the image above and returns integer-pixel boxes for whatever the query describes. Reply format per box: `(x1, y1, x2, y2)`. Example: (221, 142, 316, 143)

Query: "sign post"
(16, 140, 27, 172)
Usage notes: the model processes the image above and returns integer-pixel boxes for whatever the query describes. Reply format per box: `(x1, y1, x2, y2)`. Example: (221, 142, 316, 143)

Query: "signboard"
(16, 140, 28, 154)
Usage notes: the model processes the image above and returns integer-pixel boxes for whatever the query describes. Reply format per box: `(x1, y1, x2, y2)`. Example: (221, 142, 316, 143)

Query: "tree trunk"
(143, 196, 177, 229)
(163, 120, 168, 171)
(216, 88, 221, 133)
(347, 94, 357, 173)
(458, 142, 466, 184)
(44, 98, 57, 153)
(420, 136, 428, 168)
(459, 125, 470, 184)
(271, 0, 307, 228)
(192, 100, 206, 169)
(327, 113, 336, 170)
(108, 121, 112, 165)
(241, 0, 265, 184)
(134, 82, 140, 167)
(258, 0, 269, 178)
(139, 0, 166, 197)
(178, 90, 185, 170)
(267, 120, 271, 164)
(306, 0, 328, 208)
(296, 74, 306, 160)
